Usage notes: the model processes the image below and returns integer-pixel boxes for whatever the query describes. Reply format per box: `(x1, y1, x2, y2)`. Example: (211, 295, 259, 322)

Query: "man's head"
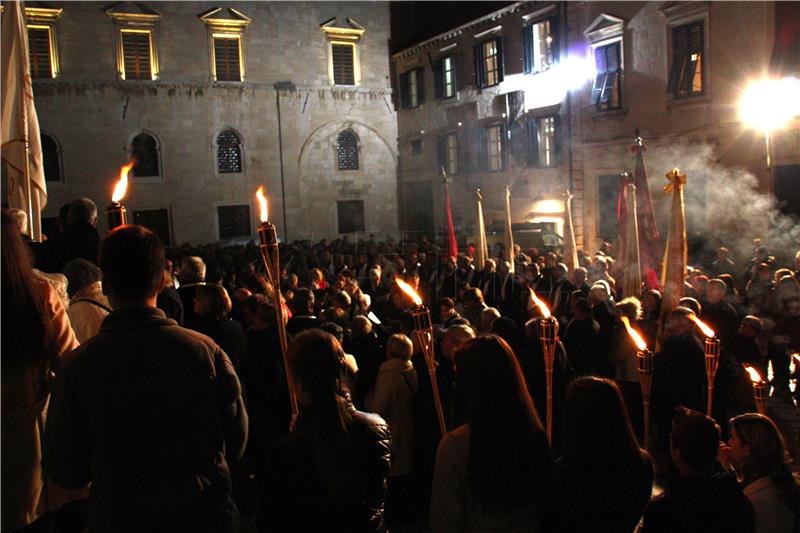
(290, 287, 315, 316)
(100, 225, 165, 305)
(664, 306, 696, 338)
(553, 263, 568, 280)
(442, 324, 476, 361)
(738, 315, 761, 338)
(572, 266, 587, 286)
(439, 297, 456, 320)
(68, 197, 98, 227)
(716, 246, 729, 260)
(706, 279, 726, 304)
(670, 407, 720, 476)
(179, 256, 206, 284)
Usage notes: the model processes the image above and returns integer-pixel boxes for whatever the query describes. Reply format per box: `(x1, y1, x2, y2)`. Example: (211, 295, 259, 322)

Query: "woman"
(430, 335, 555, 532)
(193, 283, 247, 371)
(724, 414, 799, 533)
(257, 330, 391, 532)
(557, 376, 653, 532)
(2, 210, 80, 532)
(63, 258, 111, 343)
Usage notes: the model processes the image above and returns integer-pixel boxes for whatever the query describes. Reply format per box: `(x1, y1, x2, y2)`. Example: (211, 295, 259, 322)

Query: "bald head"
(442, 324, 476, 361)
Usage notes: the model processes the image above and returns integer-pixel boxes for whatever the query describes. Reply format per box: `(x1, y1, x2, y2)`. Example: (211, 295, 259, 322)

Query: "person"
(193, 283, 248, 372)
(257, 330, 391, 532)
(365, 334, 418, 525)
(62, 258, 111, 343)
(35, 197, 101, 273)
(177, 255, 207, 330)
(157, 259, 184, 325)
(430, 335, 556, 532)
(2, 210, 81, 532)
(561, 291, 600, 376)
(641, 407, 754, 532)
(44, 224, 248, 533)
(612, 296, 646, 439)
(721, 414, 799, 533)
(557, 377, 653, 532)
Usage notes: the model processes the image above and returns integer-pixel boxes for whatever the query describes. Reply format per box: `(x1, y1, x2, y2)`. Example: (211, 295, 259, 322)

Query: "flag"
(630, 132, 660, 290)
(621, 183, 642, 299)
(504, 185, 515, 274)
(2, 1, 47, 241)
(562, 189, 578, 273)
(442, 166, 458, 260)
(474, 188, 487, 270)
(658, 168, 688, 345)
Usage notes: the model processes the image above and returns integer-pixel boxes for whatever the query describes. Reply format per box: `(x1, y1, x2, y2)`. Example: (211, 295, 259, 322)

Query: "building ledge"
(586, 106, 629, 121)
(666, 94, 712, 112)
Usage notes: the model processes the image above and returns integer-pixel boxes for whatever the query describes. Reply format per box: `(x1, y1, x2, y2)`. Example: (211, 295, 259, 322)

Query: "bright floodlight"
(524, 54, 594, 111)
(739, 77, 800, 132)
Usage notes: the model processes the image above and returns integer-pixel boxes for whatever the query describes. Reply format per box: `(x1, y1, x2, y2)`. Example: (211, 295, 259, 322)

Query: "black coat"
(257, 407, 391, 533)
(561, 316, 601, 376)
(35, 221, 100, 273)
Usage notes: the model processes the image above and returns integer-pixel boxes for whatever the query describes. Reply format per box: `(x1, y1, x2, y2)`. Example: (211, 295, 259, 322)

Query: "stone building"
(20, 1, 398, 244)
(392, 1, 799, 253)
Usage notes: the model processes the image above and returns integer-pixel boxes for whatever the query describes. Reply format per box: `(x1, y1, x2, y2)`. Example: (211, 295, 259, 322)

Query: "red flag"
(442, 167, 458, 260)
(630, 132, 661, 290)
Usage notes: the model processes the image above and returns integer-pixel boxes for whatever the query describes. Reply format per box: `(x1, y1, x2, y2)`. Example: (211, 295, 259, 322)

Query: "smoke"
(643, 140, 800, 268)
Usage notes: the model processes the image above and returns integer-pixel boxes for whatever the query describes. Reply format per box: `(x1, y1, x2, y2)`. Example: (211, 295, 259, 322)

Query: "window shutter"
(28, 28, 51, 79)
(550, 17, 561, 62)
(591, 45, 608, 105)
(436, 136, 446, 171)
(522, 26, 533, 74)
(477, 126, 487, 170)
(416, 67, 425, 105)
(332, 44, 355, 85)
(214, 38, 241, 82)
(606, 42, 621, 72)
(474, 42, 485, 88)
(527, 119, 539, 167)
(689, 22, 703, 52)
(680, 55, 699, 94)
(553, 115, 562, 164)
(495, 37, 505, 83)
(667, 56, 682, 94)
(433, 59, 444, 98)
(122, 32, 152, 80)
(400, 72, 410, 108)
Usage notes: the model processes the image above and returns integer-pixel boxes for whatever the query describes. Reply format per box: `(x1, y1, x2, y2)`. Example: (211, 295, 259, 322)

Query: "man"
(45, 224, 247, 533)
(711, 246, 736, 278)
(177, 255, 206, 330)
(561, 291, 600, 376)
(286, 287, 321, 336)
(36, 197, 101, 273)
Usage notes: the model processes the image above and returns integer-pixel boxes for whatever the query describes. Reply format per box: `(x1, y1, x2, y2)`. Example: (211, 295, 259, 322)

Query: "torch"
(530, 288, 558, 444)
(255, 186, 298, 422)
(395, 277, 447, 437)
(107, 160, 134, 230)
(745, 365, 768, 415)
(621, 316, 652, 449)
(689, 315, 719, 417)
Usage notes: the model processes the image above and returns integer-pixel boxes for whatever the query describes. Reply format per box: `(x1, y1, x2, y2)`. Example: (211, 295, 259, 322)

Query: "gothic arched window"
(131, 132, 160, 177)
(217, 130, 242, 174)
(337, 130, 359, 170)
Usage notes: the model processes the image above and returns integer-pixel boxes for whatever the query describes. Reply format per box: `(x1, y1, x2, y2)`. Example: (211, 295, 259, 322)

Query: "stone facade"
(392, 1, 799, 253)
(26, 1, 398, 244)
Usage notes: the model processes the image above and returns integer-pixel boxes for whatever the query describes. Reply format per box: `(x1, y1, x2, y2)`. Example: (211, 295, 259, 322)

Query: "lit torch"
(689, 315, 720, 417)
(255, 186, 298, 423)
(530, 287, 558, 444)
(621, 315, 652, 449)
(107, 160, 134, 230)
(395, 276, 447, 436)
(745, 365, 768, 415)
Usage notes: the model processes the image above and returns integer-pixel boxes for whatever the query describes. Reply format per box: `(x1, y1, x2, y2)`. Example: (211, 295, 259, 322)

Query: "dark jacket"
(257, 406, 391, 533)
(35, 221, 100, 273)
(157, 286, 184, 326)
(642, 472, 754, 533)
(44, 306, 248, 533)
(561, 316, 601, 376)
(194, 317, 248, 372)
(177, 283, 204, 331)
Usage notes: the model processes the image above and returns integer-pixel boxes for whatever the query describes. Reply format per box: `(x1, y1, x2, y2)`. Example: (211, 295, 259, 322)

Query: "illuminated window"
(130, 132, 160, 178)
(199, 8, 251, 82)
(332, 43, 356, 85)
(434, 55, 456, 98)
(24, 6, 62, 79)
(474, 37, 504, 88)
(321, 18, 364, 86)
(216, 130, 242, 174)
(120, 30, 154, 80)
(483, 125, 504, 171)
(668, 21, 704, 97)
(400, 67, 424, 108)
(591, 41, 622, 110)
(437, 133, 458, 174)
(337, 130, 359, 170)
(213, 36, 242, 82)
(523, 19, 556, 74)
(527, 116, 560, 167)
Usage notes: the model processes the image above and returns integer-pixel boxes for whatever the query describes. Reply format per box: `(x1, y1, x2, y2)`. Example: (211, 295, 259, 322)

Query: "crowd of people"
(3, 196, 800, 533)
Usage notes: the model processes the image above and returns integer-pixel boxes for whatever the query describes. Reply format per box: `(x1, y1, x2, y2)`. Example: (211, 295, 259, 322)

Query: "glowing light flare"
(111, 160, 135, 203)
(395, 276, 422, 306)
(528, 287, 551, 317)
(620, 316, 648, 351)
(745, 365, 764, 384)
(689, 314, 715, 338)
(739, 77, 800, 133)
(523, 54, 594, 111)
(256, 186, 268, 223)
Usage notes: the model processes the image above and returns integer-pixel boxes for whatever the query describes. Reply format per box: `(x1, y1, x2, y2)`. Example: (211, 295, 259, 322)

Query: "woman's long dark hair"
(560, 377, 643, 468)
(730, 414, 800, 516)
(456, 335, 554, 514)
(1, 210, 55, 368)
(288, 329, 359, 502)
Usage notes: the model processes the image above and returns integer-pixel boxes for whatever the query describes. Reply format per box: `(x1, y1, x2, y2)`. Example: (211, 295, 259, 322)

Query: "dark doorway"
(597, 174, 619, 242)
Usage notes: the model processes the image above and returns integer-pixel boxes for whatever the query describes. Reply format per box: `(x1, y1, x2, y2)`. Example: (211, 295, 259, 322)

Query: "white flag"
(503, 185, 515, 274)
(474, 189, 487, 270)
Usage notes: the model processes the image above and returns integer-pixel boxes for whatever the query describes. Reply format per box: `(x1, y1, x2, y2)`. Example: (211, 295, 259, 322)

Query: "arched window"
(131, 132, 160, 177)
(337, 130, 359, 170)
(217, 130, 242, 174)
(41, 133, 61, 182)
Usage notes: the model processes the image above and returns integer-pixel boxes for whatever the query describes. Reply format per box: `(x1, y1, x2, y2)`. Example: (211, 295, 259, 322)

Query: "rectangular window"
(442, 55, 456, 98)
(527, 116, 559, 167)
(474, 37, 504, 88)
(591, 41, 621, 110)
(213, 35, 241, 82)
(411, 139, 422, 156)
(486, 125, 503, 171)
(437, 133, 459, 174)
(121, 30, 153, 80)
(483, 39, 499, 86)
(409, 68, 418, 107)
(400, 67, 424, 108)
(217, 204, 251, 240)
(332, 43, 355, 85)
(338, 200, 365, 234)
(133, 208, 172, 246)
(523, 19, 555, 74)
(668, 21, 704, 97)
(28, 26, 53, 79)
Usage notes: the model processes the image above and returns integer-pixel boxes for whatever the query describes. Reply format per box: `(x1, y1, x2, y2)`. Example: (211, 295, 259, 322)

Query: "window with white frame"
(668, 21, 704, 97)
(484, 125, 504, 171)
(527, 115, 559, 167)
(523, 19, 555, 74)
(437, 132, 458, 174)
(434, 55, 456, 98)
(400, 67, 424, 108)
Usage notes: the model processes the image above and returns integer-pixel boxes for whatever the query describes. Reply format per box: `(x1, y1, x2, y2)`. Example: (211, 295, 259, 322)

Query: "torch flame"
(528, 287, 551, 317)
(111, 160, 135, 203)
(395, 276, 422, 306)
(689, 315, 716, 338)
(620, 316, 648, 351)
(745, 365, 763, 384)
(256, 186, 268, 223)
